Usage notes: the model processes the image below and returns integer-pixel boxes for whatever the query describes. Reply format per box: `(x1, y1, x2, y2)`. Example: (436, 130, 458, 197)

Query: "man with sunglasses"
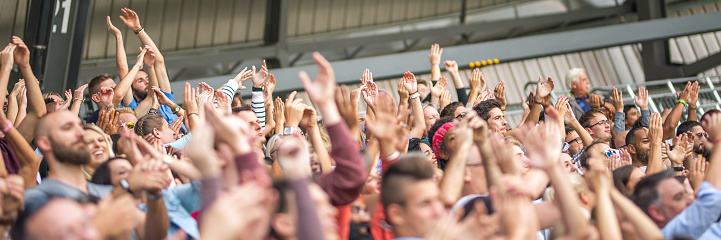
(677, 121, 710, 159)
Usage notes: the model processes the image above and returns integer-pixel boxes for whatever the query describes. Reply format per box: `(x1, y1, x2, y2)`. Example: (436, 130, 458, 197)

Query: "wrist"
(252, 83, 264, 88)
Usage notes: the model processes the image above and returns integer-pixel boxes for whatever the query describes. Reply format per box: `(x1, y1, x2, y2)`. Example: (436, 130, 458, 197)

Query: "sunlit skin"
(586, 113, 612, 142)
(423, 106, 440, 133)
(652, 178, 694, 227)
(388, 179, 445, 238)
(84, 130, 110, 170)
(487, 108, 507, 133)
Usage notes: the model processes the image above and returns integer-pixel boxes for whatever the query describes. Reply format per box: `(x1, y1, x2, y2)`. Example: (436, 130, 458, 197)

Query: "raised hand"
(141, 47, 155, 66)
(534, 76, 555, 101)
(1, 175, 25, 215)
(273, 97, 285, 133)
(232, 67, 253, 86)
(11, 36, 30, 67)
(60, 89, 72, 110)
(97, 108, 119, 135)
(215, 90, 231, 115)
(611, 87, 623, 112)
(589, 93, 603, 109)
(648, 113, 663, 144)
(494, 82, 506, 109)
(702, 112, 721, 146)
(186, 121, 220, 176)
(264, 73, 276, 102)
(299, 52, 336, 107)
(299, 106, 317, 129)
(200, 182, 270, 240)
(439, 90, 451, 110)
(429, 76, 447, 97)
(336, 85, 359, 132)
(135, 46, 148, 67)
(402, 71, 418, 94)
(469, 68, 486, 92)
(619, 148, 633, 167)
(428, 43, 443, 65)
(169, 115, 185, 139)
(252, 60, 268, 88)
(635, 87, 649, 110)
(182, 82, 199, 115)
(444, 60, 458, 74)
(0, 43, 15, 70)
(361, 81, 378, 108)
(74, 83, 88, 102)
(524, 108, 564, 170)
(284, 91, 305, 128)
(668, 133, 693, 165)
(204, 103, 255, 155)
(397, 79, 409, 101)
(555, 96, 569, 121)
(688, 157, 707, 193)
(119, 8, 142, 31)
(106, 16, 121, 36)
(687, 81, 700, 108)
(151, 86, 174, 106)
(277, 135, 312, 178)
(360, 69, 373, 86)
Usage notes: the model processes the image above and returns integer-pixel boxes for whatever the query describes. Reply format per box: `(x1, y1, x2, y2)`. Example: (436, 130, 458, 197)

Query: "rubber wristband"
(381, 151, 400, 162)
(1, 121, 12, 133)
(673, 167, 684, 172)
(714, 138, 721, 145)
(677, 99, 688, 107)
(134, 27, 144, 34)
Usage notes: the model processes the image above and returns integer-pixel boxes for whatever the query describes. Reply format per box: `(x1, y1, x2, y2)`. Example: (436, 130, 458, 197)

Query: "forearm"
(688, 108, 698, 122)
(20, 65, 45, 117)
(595, 189, 621, 240)
(439, 143, 470, 207)
(662, 103, 684, 140)
(524, 102, 543, 126)
(14, 105, 26, 126)
(570, 119, 593, 146)
(408, 98, 425, 138)
(69, 99, 83, 116)
(114, 64, 141, 106)
(431, 64, 440, 81)
(144, 196, 170, 240)
(518, 108, 529, 128)
(264, 103, 275, 137)
(251, 91, 265, 129)
(0, 68, 11, 101)
(364, 138, 380, 175)
(4, 126, 41, 187)
(289, 178, 325, 240)
(646, 141, 664, 175)
(113, 34, 129, 78)
(466, 89, 479, 107)
(308, 125, 333, 173)
(134, 89, 155, 119)
(6, 98, 18, 123)
(613, 112, 625, 134)
(705, 146, 721, 189)
(136, 30, 170, 92)
(610, 189, 663, 240)
(476, 139, 502, 188)
(548, 165, 589, 238)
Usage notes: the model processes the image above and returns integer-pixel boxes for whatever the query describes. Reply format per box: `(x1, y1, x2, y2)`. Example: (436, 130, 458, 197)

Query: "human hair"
(565, 68, 586, 89)
(116, 107, 136, 116)
(578, 108, 606, 128)
(565, 125, 575, 135)
(89, 157, 127, 185)
(625, 126, 645, 148)
(88, 73, 113, 97)
(416, 81, 427, 87)
(266, 134, 285, 159)
(612, 165, 637, 196)
(42, 92, 63, 101)
(232, 105, 253, 113)
(381, 153, 435, 211)
(440, 102, 463, 118)
(623, 105, 637, 115)
(134, 113, 165, 136)
(408, 138, 422, 152)
(83, 124, 115, 157)
(631, 170, 674, 216)
(676, 121, 700, 136)
(472, 99, 502, 121)
(427, 116, 455, 152)
(578, 140, 608, 170)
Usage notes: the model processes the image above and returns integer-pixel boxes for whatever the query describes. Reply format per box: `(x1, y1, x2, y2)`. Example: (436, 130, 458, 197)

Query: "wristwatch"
(409, 92, 420, 99)
(171, 104, 182, 114)
(146, 192, 163, 200)
(283, 126, 299, 135)
(252, 86, 264, 92)
(148, 108, 158, 114)
(120, 178, 133, 194)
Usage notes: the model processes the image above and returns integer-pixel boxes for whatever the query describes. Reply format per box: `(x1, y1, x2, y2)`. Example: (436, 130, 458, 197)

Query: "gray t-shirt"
(24, 178, 113, 214)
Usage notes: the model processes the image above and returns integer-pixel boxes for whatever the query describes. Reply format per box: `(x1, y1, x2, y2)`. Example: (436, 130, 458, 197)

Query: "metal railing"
(508, 75, 721, 126)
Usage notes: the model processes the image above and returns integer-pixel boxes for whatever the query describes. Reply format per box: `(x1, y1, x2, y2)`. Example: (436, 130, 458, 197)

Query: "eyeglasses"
(696, 132, 709, 139)
(121, 122, 134, 130)
(456, 112, 467, 119)
(589, 119, 611, 128)
(566, 137, 581, 145)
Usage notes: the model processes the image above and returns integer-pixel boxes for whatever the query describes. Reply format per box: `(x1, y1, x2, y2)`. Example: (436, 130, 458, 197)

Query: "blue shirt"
(125, 91, 185, 132)
(139, 181, 201, 239)
(575, 95, 591, 112)
(662, 181, 721, 239)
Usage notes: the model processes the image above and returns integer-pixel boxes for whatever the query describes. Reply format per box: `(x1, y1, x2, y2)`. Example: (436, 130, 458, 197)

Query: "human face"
(440, 128, 458, 159)
(395, 180, 445, 237)
(108, 159, 133, 187)
(587, 114, 612, 142)
(629, 128, 650, 165)
(45, 95, 65, 113)
(626, 167, 645, 193)
(656, 178, 694, 223)
(572, 72, 590, 95)
(363, 170, 381, 195)
(309, 184, 339, 240)
(453, 106, 468, 119)
(625, 107, 639, 128)
(565, 130, 582, 156)
(132, 71, 149, 99)
(511, 145, 530, 171)
(560, 154, 578, 173)
(487, 108, 507, 133)
(235, 111, 264, 143)
(41, 112, 90, 165)
(417, 84, 429, 99)
(690, 126, 707, 154)
(419, 142, 436, 166)
(84, 130, 110, 169)
(423, 106, 440, 132)
(117, 113, 138, 126)
(25, 199, 100, 240)
(93, 79, 116, 107)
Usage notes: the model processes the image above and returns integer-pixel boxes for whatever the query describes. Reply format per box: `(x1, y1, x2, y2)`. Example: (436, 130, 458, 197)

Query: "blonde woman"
(81, 124, 115, 180)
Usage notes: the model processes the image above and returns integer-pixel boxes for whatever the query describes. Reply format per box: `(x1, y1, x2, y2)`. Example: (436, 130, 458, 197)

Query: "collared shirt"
(575, 95, 591, 112)
(661, 181, 721, 239)
(125, 91, 185, 132)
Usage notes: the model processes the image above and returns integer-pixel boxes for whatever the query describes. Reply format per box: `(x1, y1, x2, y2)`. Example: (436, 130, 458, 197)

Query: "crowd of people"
(1, 7, 721, 240)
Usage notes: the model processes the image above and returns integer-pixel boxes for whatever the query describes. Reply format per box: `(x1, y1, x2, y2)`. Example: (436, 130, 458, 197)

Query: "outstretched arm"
(444, 60, 468, 104)
(12, 37, 47, 143)
(120, 8, 171, 93)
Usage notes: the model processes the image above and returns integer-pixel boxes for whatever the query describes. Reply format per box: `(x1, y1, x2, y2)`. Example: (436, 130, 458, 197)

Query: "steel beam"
(79, 4, 631, 81)
(169, 12, 721, 96)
